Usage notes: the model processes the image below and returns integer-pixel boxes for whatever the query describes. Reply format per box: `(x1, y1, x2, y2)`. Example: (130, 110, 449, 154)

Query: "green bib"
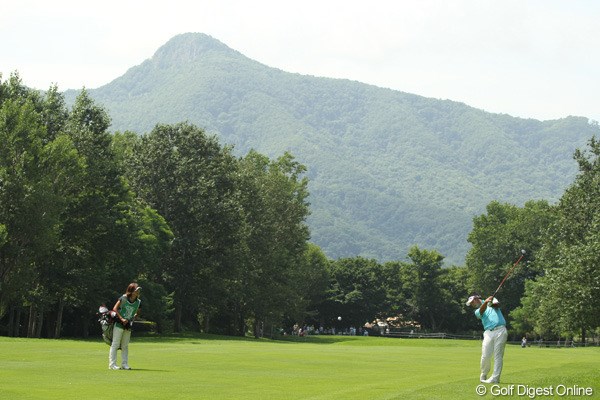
(116, 295, 141, 328)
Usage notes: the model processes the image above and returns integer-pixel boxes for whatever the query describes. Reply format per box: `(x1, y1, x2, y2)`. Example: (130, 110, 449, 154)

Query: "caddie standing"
(109, 283, 142, 370)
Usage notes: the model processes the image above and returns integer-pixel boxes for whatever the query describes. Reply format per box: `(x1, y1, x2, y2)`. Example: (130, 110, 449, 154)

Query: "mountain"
(65, 33, 600, 265)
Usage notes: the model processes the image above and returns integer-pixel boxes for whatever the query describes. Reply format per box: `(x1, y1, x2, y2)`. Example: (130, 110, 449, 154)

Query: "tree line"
(1, 73, 599, 342)
(0, 73, 316, 338)
(466, 140, 600, 343)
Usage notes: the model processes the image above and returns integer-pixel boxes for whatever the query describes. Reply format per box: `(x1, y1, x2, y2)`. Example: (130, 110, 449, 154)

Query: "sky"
(2, 0, 599, 122)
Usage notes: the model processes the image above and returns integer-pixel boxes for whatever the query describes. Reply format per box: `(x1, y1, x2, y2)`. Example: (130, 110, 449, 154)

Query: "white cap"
(466, 295, 499, 306)
(465, 295, 480, 306)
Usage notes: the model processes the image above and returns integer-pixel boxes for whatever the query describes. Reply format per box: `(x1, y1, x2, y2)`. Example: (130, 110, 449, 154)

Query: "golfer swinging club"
(466, 294, 508, 384)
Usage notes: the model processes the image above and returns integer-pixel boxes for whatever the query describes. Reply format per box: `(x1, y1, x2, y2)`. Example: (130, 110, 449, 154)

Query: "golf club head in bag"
(97, 305, 117, 346)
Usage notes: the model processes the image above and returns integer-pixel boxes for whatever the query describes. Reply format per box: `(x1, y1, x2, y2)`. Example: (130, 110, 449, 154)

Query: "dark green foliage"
(465, 200, 554, 324)
(235, 151, 312, 337)
(317, 248, 473, 332)
(123, 122, 244, 332)
(0, 75, 173, 338)
(0, 72, 320, 337)
(405, 246, 445, 330)
(321, 257, 387, 328)
(65, 33, 600, 264)
(0, 74, 85, 336)
(437, 266, 480, 332)
(4, 32, 600, 338)
(515, 136, 600, 340)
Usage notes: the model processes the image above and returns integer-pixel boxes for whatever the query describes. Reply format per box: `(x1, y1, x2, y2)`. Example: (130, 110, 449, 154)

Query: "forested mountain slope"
(66, 33, 600, 264)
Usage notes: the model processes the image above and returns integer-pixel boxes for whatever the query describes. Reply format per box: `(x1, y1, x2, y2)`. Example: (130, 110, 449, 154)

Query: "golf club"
(491, 249, 526, 299)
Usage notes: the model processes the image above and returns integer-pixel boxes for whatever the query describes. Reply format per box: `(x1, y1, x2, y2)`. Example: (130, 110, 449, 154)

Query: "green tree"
(321, 257, 386, 329)
(530, 137, 600, 341)
(126, 122, 244, 332)
(296, 243, 331, 323)
(379, 261, 409, 319)
(0, 74, 83, 337)
(41, 84, 69, 139)
(404, 246, 444, 330)
(237, 151, 311, 337)
(466, 200, 553, 314)
(510, 278, 555, 339)
(437, 266, 479, 332)
(46, 89, 165, 337)
(0, 78, 52, 331)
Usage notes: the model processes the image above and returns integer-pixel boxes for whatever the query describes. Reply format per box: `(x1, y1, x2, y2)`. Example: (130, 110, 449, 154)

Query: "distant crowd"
(289, 324, 369, 337)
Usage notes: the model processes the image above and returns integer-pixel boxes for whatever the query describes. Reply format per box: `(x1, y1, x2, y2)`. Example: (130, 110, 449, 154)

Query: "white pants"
(109, 326, 131, 368)
(481, 325, 508, 382)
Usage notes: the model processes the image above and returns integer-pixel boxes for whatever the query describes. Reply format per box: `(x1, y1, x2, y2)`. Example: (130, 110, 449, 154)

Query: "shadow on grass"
(136, 332, 261, 344)
(127, 368, 172, 372)
(134, 332, 367, 345)
(275, 335, 366, 345)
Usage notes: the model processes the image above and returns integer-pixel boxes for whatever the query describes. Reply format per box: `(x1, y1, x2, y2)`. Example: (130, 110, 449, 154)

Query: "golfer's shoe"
(483, 377, 499, 384)
(480, 374, 487, 383)
(109, 365, 120, 370)
(121, 365, 132, 370)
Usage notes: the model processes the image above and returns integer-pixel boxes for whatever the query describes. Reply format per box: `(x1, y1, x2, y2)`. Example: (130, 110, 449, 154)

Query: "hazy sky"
(2, 0, 599, 122)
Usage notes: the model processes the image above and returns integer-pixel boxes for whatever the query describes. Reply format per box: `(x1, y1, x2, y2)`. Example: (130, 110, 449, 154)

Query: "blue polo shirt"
(475, 305, 506, 331)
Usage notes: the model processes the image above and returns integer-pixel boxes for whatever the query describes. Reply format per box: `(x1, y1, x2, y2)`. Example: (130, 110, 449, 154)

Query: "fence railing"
(382, 331, 599, 346)
(384, 331, 479, 340)
(518, 340, 598, 348)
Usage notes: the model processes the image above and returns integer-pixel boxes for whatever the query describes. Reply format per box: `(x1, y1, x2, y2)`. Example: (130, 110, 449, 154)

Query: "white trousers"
(481, 325, 508, 382)
(109, 326, 131, 368)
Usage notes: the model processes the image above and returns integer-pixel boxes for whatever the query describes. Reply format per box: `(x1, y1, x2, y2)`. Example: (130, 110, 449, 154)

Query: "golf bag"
(97, 305, 116, 345)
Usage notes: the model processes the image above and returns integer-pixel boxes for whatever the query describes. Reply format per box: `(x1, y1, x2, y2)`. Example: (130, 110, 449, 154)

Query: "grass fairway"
(0, 335, 598, 399)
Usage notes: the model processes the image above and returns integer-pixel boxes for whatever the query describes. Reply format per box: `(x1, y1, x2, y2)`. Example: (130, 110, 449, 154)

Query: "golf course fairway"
(1, 335, 598, 399)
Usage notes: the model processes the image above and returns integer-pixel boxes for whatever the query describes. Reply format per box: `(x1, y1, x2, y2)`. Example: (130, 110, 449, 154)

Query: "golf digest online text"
(475, 384, 594, 398)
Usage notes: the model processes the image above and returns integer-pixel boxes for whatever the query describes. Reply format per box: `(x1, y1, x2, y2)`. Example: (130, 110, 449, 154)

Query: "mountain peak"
(80, 33, 599, 265)
(151, 33, 238, 67)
